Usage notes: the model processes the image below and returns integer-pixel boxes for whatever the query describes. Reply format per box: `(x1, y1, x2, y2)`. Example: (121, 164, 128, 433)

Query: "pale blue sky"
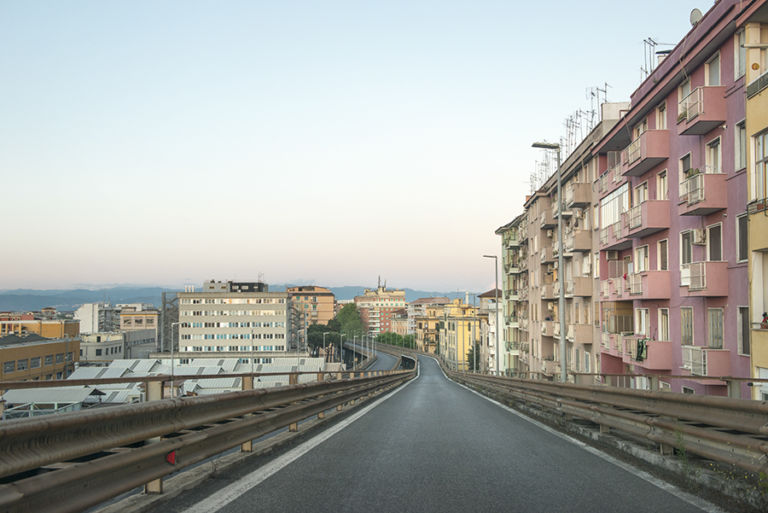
(0, 1, 711, 291)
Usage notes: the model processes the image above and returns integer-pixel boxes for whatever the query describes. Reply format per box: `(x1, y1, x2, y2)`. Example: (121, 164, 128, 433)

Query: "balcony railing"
(680, 171, 727, 216)
(621, 130, 669, 177)
(677, 86, 727, 136)
(624, 200, 670, 238)
(684, 261, 728, 296)
(565, 182, 591, 208)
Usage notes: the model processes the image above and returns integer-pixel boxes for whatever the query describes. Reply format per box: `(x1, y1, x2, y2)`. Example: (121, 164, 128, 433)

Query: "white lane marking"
(454, 380, 726, 513)
(182, 364, 419, 513)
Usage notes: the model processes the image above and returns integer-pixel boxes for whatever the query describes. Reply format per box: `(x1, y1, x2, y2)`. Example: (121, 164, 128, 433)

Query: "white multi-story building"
(74, 303, 121, 334)
(177, 280, 295, 360)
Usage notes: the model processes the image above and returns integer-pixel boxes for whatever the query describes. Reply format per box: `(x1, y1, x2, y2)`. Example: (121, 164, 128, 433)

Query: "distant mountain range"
(0, 286, 471, 311)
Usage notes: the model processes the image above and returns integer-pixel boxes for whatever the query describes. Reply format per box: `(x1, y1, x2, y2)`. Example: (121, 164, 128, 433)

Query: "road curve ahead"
(161, 356, 714, 513)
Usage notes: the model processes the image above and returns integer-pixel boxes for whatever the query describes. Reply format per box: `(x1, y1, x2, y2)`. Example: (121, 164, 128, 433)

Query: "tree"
(467, 343, 480, 372)
(335, 304, 364, 337)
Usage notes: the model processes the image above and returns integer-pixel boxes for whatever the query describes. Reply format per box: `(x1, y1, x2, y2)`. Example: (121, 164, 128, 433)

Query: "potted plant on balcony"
(677, 110, 687, 123)
(684, 167, 700, 179)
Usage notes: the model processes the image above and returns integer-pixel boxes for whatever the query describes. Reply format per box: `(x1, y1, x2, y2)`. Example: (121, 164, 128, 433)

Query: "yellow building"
(0, 334, 79, 381)
(744, 6, 768, 399)
(440, 299, 481, 371)
(0, 319, 80, 339)
(287, 286, 336, 326)
(414, 304, 445, 353)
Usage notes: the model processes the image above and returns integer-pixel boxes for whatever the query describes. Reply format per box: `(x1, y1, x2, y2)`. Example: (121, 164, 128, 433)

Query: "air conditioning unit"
(693, 228, 706, 245)
(606, 250, 619, 260)
(546, 229, 553, 238)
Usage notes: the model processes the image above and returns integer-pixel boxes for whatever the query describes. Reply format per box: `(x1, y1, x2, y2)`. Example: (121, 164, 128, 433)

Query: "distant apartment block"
(75, 303, 121, 334)
(477, 289, 501, 374)
(354, 283, 406, 335)
(439, 298, 481, 372)
(287, 286, 336, 326)
(177, 280, 295, 359)
(407, 297, 450, 336)
(0, 334, 79, 381)
(119, 305, 160, 342)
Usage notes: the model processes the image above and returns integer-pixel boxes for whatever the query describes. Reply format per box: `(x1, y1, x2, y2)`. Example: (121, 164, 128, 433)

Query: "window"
(738, 307, 750, 355)
(737, 215, 748, 262)
(3, 361, 15, 373)
(633, 182, 648, 204)
(659, 309, 670, 341)
(635, 246, 649, 272)
(681, 231, 693, 266)
(707, 223, 722, 261)
(656, 102, 667, 130)
(95, 349, 102, 356)
(679, 79, 691, 102)
(708, 308, 723, 348)
(658, 239, 668, 271)
(735, 30, 746, 79)
(657, 170, 668, 200)
(55, 353, 64, 363)
(30, 357, 41, 368)
(681, 307, 693, 346)
(44, 355, 53, 365)
(736, 121, 746, 170)
(706, 53, 720, 86)
(706, 137, 721, 173)
(679, 153, 692, 196)
(635, 309, 649, 337)
(755, 130, 768, 201)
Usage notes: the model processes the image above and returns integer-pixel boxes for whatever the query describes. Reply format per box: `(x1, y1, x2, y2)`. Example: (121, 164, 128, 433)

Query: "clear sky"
(0, 1, 712, 291)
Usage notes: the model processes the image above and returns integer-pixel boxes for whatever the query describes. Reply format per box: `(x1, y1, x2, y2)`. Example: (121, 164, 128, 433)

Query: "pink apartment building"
(594, 0, 751, 396)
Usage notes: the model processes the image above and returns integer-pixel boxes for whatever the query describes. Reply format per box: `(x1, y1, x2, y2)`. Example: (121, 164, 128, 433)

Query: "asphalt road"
(158, 355, 712, 513)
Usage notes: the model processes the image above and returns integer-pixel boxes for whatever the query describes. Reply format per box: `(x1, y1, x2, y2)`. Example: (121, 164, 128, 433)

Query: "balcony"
(677, 86, 727, 136)
(541, 209, 556, 229)
(504, 232, 522, 248)
(541, 283, 555, 300)
(541, 321, 554, 337)
(621, 130, 670, 177)
(540, 246, 555, 263)
(503, 261, 520, 274)
(519, 318, 528, 331)
(564, 229, 591, 253)
(599, 222, 631, 251)
(608, 277, 632, 300)
(681, 261, 728, 297)
(679, 172, 727, 216)
(505, 315, 519, 328)
(565, 182, 591, 208)
(566, 276, 592, 297)
(504, 289, 519, 301)
(681, 345, 731, 376)
(624, 200, 670, 238)
(567, 324, 593, 344)
(621, 337, 674, 370)
(628, 271, 671, 300)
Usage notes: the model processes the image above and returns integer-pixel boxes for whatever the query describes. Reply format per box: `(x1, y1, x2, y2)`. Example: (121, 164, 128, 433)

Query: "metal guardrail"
(448, 372, 768, 474)
(0, 368, 414, 513)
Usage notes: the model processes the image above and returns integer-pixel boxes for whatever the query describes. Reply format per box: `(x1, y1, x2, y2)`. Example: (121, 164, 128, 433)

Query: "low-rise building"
(0, 334, 79, 381)
(0, 319, 80, 339)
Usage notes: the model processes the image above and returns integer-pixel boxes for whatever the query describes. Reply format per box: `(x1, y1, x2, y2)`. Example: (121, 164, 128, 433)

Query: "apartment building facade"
(439, 298, 481, 371)
(496, 215, 528, 375)
(177, 280, 294, 358)
(287, 286, 336, 327)
(593, 0, 751, 395)
(75, 303, 121, 334)
(354, 284, 406, 336)
(0, 319, 80, 339)
(743, 2, 768, 399)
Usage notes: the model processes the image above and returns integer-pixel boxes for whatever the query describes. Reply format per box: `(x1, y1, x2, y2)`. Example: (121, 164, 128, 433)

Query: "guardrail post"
(145, 379, 163, 402)
(242, 375, 254, 391)
(289, 373, 298, 385)
(726, 379, 740, 399)
(650, 376, 659, 391)
(317, 372, 324, 382)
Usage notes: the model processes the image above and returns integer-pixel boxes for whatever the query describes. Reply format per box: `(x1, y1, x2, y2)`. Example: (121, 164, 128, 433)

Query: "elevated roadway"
(151, 355, 715, 513)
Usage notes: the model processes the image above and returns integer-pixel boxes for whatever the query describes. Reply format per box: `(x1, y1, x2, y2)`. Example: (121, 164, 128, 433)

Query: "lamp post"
(339, 333, 346, 367)
(482, 255, 500, 376)
(532, 141, 566, 383)
(170, 322, 180, 398)
(323, 332, 330, 362)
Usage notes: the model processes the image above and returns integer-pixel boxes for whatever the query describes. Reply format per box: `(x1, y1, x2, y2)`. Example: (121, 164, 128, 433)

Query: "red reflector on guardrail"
(165, 451, 177, 465)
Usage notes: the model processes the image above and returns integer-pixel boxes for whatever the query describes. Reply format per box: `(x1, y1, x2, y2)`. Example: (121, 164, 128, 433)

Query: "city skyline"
(1, 1, 706, 290)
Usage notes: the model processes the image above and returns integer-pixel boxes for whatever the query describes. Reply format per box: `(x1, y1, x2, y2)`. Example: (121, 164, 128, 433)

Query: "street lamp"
(339, 333, 346, 367)
(170, 322, 180, 398)
(483, 255, 500, 376)
(532, 140, 566, 383)
(323, 332, 330, 362)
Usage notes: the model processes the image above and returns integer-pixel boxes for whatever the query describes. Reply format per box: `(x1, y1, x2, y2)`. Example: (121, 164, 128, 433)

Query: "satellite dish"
(690, 8, 703, 26)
